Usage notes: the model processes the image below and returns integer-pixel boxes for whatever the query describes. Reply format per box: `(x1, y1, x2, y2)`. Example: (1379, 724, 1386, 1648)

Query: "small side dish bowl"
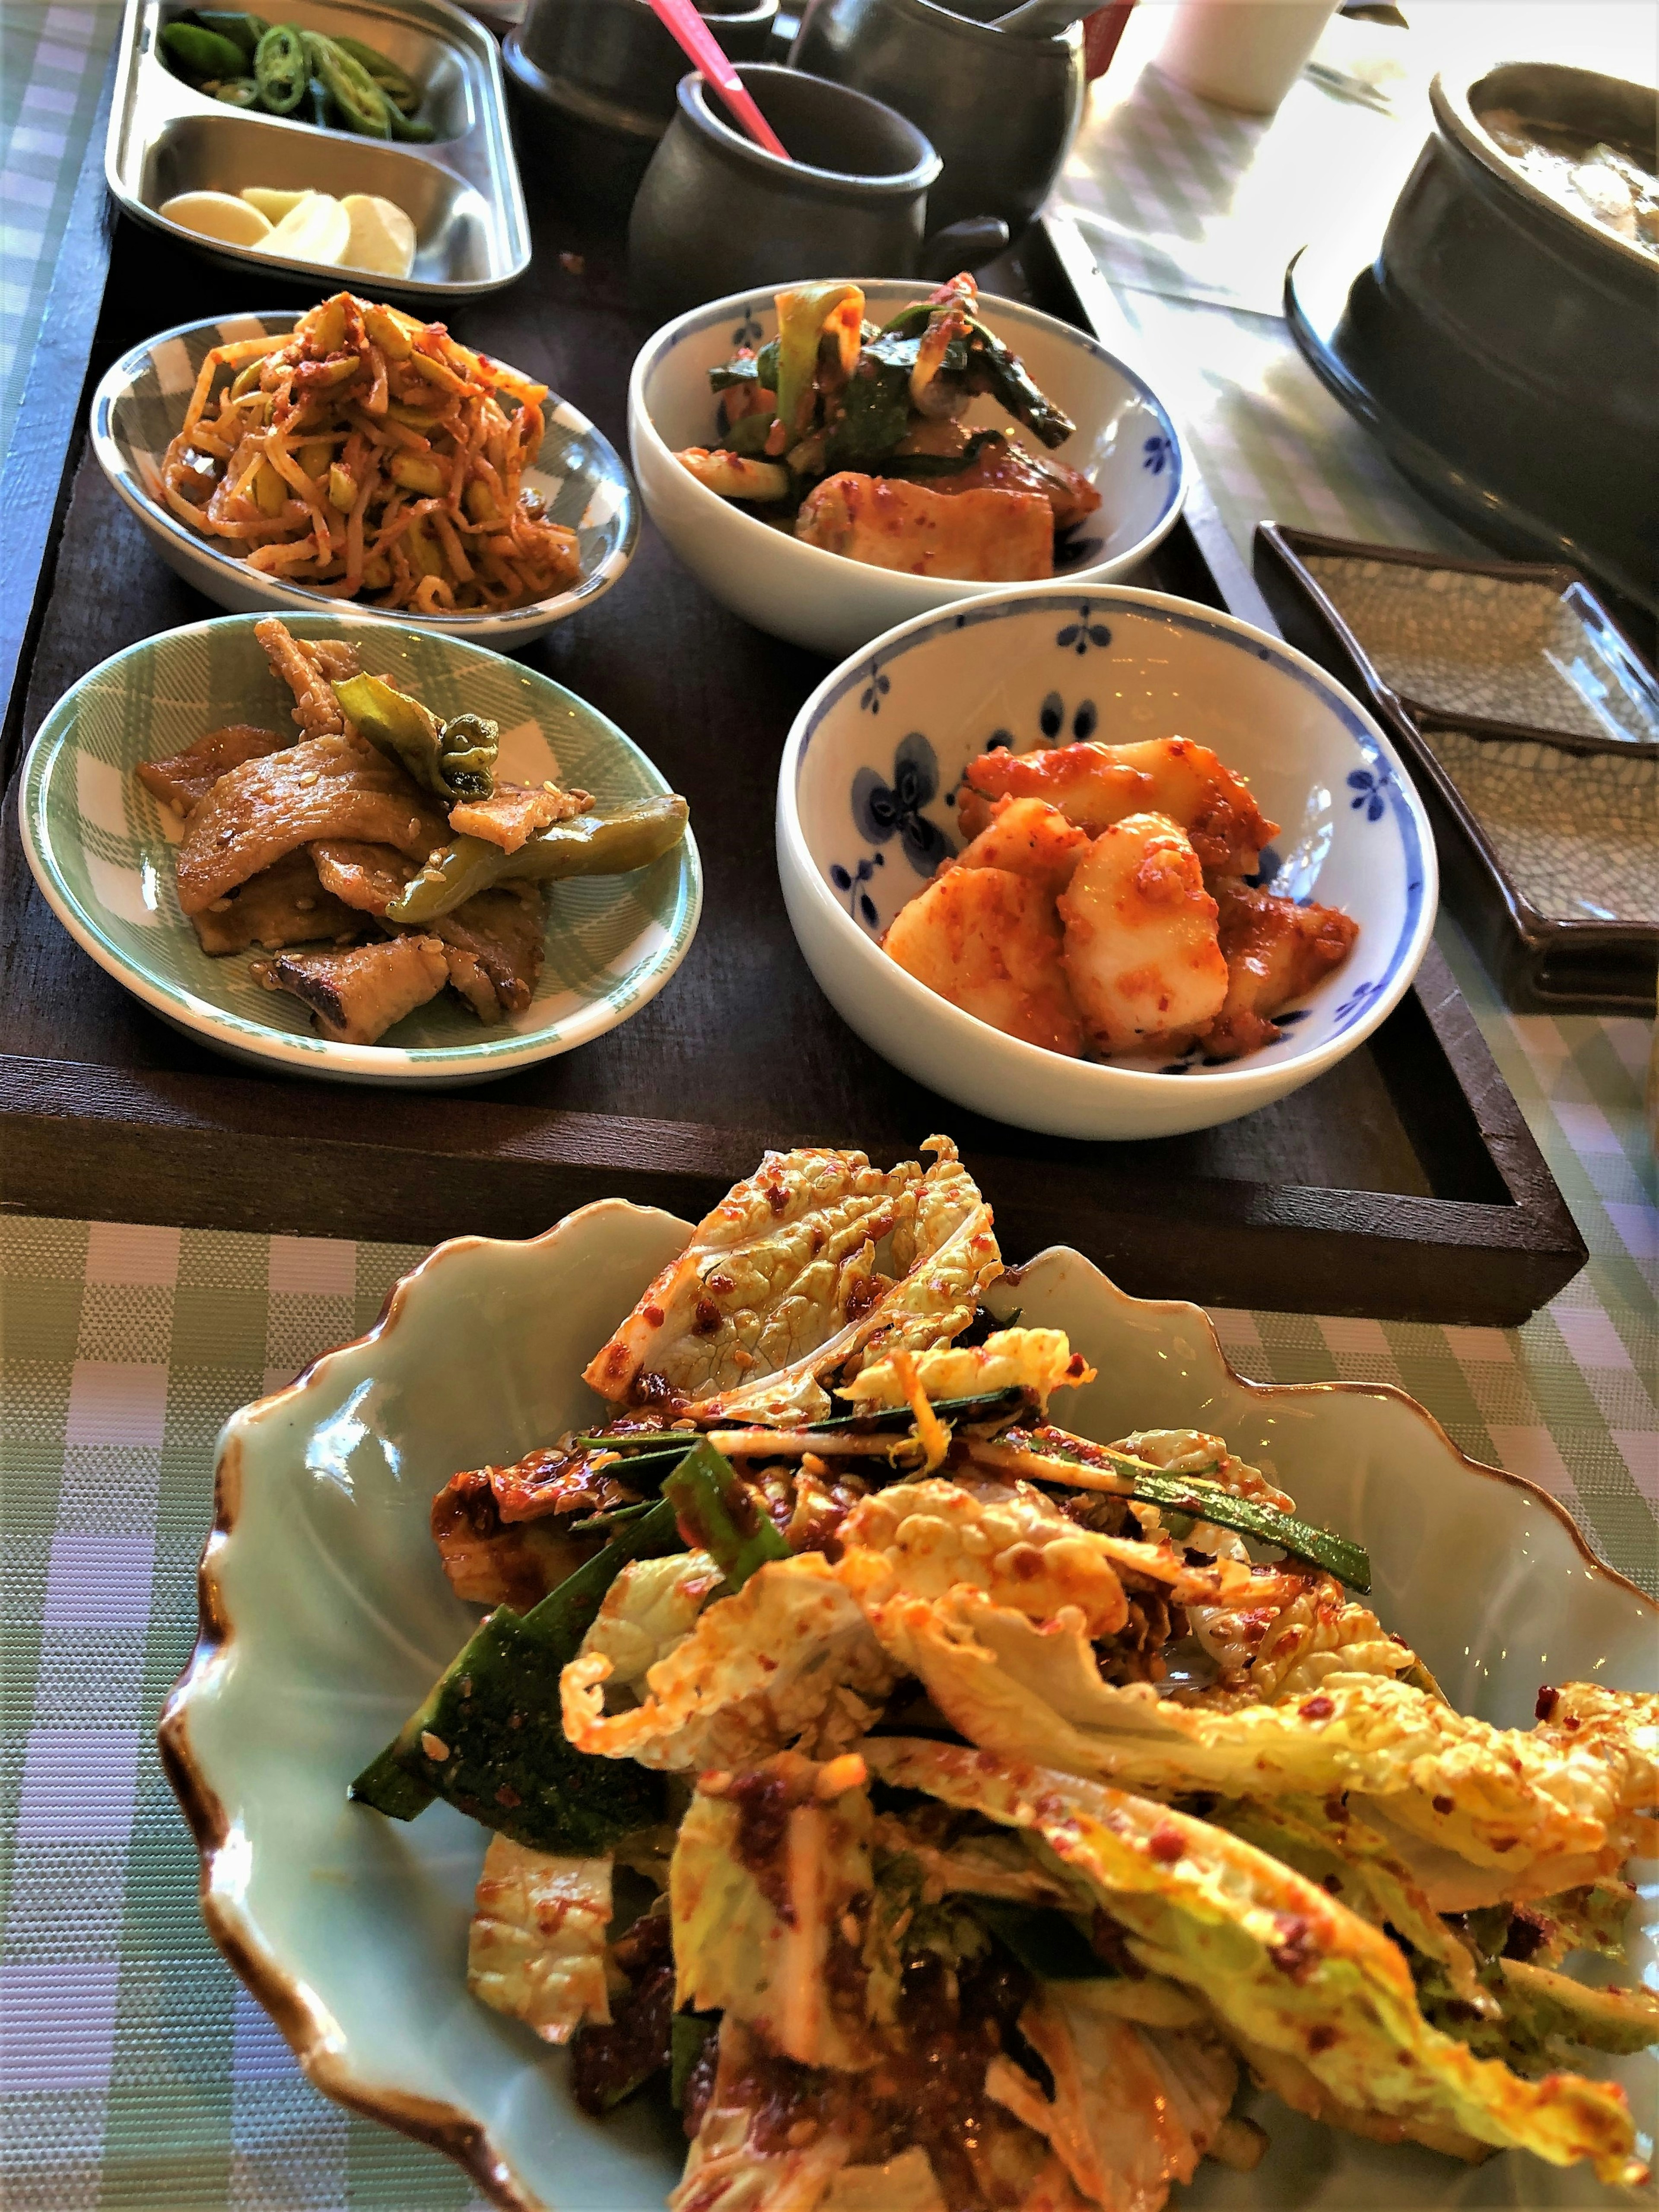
(157, 1204, 1657, 2212)
(628, 279, 1184, 659)
(777, 582, 1437, 1140)
(19, 611, 700, 1085)
(91, 311, 637, 647)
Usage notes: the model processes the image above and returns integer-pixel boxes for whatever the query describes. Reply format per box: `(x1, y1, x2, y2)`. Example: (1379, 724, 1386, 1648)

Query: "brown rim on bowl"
(158, 1211, 1656, 2209)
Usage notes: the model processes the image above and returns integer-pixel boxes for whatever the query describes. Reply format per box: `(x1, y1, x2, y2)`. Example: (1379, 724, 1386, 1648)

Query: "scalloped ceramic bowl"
(19, 611, 700, 1085)
(159, 1199, 1656, 2212)
(92, 311, 637, 649)
(779, 581, 1438, 1140)
(629, 279, 1185, 659)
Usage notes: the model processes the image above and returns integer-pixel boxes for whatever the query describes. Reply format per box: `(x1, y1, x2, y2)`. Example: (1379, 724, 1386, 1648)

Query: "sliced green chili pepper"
(384, 101, 434, 142)
(161, 19, 250, 79)
(304, 30, 391, 135)
(331, 32, 421, 112)
(806, 1386, 1027, 1436)
(193, 10, 267, 60)
(662, 1440, 788, 1596)
(961, 317, 1075, 448)
(1018, 1429, 1372, 1592)
(251, 22, 306, 114)
(332, 674, 498, 803)
(348, 1495, 681, 1850)
(385, 796, 690, 924)
(211, 74, 259, 105)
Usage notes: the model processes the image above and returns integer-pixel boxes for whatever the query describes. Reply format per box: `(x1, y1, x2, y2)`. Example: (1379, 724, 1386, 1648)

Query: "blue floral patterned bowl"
(777, 581, 1437, 1140)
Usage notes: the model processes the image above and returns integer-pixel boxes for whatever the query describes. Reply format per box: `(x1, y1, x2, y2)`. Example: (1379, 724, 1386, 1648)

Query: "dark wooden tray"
(0, 103, 1586, 1325)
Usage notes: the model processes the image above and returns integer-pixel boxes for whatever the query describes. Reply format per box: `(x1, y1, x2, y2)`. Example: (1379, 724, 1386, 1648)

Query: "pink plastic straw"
(645, 0, 793, 160)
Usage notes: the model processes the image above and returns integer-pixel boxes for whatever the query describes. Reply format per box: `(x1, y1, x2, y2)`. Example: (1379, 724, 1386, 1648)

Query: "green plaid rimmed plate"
(18, 611, 701, 1085)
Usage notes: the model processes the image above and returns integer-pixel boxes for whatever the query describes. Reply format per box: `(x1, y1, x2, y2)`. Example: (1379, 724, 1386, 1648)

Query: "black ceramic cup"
(505, 0, 780, 211)
(791, 0, 1084, 236)
(628, 63, 1007, 319)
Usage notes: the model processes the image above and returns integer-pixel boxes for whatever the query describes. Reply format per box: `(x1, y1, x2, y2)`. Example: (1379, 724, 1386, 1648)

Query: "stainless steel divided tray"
(106, 0, 530, 298)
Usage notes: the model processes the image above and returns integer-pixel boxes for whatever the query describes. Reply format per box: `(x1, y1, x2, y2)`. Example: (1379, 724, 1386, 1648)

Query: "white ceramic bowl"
(777, 581, 1437, 1140)
(628, 279, 1185, 659)
(91, 311, 637, 649)
(159, 1205, 1656, 2212)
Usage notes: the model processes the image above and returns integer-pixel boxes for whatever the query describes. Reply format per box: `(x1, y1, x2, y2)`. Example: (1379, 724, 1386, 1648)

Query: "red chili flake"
(495, 1782, 521, 1808)
(1147, 1821, 1185, 1864)
(766, 1183, 788, 1215)
(1564, 1714, 1581, 1731)
(1432, 1795, 1454, 1816)
(1307, 2024, 1338, 2053)
(1066, 1353, 1086, 1376)
(1268, 1915, 1319, 1983)
(1535, 1685, 1560, 1722)
(1322, 1873, 1342, 1894)
(642, 1303, 665, 1328)
(1299, 1695, 1335, 1721)
(1323, 1798, 1348, 1824)
(692, 1297, 722, 1336)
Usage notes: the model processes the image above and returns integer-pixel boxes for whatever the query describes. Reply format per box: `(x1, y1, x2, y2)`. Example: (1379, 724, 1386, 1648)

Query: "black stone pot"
(790, 0, 1084, 236)
(505, 0, 780, 213)
(628, 63, 1007, 319)
(1359, 63, 1657, 609)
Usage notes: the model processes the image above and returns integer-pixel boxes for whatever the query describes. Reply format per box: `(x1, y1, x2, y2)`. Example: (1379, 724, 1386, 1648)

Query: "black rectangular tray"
(0, 95, 1587, 1327)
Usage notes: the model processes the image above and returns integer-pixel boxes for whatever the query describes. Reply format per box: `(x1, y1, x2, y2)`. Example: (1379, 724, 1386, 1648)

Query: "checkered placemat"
(0, 3, 121, 458)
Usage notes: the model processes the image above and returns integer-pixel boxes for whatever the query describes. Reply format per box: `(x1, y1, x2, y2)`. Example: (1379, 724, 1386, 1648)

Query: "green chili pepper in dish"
(1013, 1429, 1373, 1591)
(348, 1496, 680, 1850)
(160, 19, 250, 79)
(331, 32, 421, 113)
(662, 1441, 789, 1597)
(192, 10, 268, 60)
(385, 796, 690, 924)
(384, 102, 434, 142)
(332, 674, 498, 803)
(960, 316, 1075, 448)
(251, 21, 306, 113)
(303, 72, 336, 127)
(303, 30, 392, 135)
(210, 74, 259, 104)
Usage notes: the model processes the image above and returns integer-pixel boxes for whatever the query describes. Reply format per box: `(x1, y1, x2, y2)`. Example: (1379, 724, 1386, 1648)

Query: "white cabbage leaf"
(670, 1755, 877, 2069)
(862, 1738, 1647, 2187)
(839, 1328, 1091, 1415)
(466, 1836, 613, 2043)
(861, 1592, 1659, 1906)
(582, 1139, 998, 1424)
(992, 1981, 1238, 2210)
(563, 1553, 895, 1772)
(578, 1550, 721, 1698)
